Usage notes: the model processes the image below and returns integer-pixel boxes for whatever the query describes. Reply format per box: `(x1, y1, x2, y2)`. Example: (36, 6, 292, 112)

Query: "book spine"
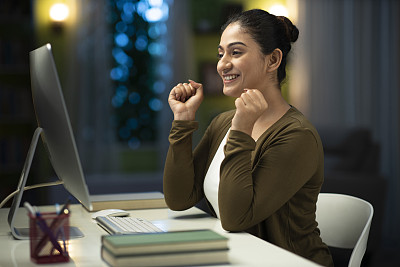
(91, 199, 167, 211)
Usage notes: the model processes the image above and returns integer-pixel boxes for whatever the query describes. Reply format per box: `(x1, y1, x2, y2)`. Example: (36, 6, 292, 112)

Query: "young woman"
(163, 9, 333, 267)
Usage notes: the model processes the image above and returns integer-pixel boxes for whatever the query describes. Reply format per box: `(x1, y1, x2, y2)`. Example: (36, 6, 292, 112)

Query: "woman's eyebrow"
(218, 41, 247, 50)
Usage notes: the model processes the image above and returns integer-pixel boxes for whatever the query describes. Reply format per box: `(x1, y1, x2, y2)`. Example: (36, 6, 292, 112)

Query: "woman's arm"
(163, 120, 202, 210)
(163, 80, 206, 210)
(163, 111, 233, 211)
(218, 127, 320, 231)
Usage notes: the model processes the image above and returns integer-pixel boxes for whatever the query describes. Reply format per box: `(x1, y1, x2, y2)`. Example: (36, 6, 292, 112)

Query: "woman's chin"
(223, 86, 242, 98)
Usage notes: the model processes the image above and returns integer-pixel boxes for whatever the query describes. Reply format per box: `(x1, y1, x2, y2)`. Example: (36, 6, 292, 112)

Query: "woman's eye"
(217, 50, 241, 59)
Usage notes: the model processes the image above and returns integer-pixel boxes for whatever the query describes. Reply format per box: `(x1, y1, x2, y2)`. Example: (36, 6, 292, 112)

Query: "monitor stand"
(7, 127, 84, 240)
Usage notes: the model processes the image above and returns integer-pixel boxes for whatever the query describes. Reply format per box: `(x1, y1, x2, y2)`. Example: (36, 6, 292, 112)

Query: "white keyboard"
(96, 216, 164, 235)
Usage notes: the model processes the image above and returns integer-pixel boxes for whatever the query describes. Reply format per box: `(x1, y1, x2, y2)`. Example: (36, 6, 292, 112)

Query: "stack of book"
(101, 229, 229, 267)
(88, 192, 167, 212)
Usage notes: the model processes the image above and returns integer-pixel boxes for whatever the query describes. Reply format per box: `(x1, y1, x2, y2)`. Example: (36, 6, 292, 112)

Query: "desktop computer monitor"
(8, 43, 92, 239)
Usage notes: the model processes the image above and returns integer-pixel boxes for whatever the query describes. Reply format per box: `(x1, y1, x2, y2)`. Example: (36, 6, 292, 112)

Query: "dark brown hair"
(221, 9, 299, 84)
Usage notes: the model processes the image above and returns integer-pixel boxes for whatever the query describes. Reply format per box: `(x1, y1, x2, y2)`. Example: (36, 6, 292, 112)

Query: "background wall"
(291, 0, 400, 261)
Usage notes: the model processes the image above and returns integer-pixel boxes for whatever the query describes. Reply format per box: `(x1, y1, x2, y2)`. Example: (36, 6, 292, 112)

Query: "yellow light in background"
(49, 3, 70, 22)
(254, 0, 297, 24)
(268, 4, 289, 17)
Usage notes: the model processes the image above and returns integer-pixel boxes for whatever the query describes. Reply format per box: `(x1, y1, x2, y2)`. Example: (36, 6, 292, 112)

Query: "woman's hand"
(232, 89, 268, 136)
(168, 80, 204, 120)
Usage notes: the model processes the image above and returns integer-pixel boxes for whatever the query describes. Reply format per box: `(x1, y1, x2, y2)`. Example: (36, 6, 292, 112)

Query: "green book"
(101, 229, 229, 256)
(101, 246, 229, 267)
(88, 192, 167, 211)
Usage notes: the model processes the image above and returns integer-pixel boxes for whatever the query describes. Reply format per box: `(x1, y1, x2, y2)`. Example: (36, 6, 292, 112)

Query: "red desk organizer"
(29, 211, 70, 264)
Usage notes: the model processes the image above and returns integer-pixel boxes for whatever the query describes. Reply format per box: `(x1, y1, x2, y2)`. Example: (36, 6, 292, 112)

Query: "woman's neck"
(251, 87, 290, 140)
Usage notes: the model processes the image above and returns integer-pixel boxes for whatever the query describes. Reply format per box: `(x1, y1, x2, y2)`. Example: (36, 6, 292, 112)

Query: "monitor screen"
(29, 43, 92, 211)
(8, 43, 92, 239)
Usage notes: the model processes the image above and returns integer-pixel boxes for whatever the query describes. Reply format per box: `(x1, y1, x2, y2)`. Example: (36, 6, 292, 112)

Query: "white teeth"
(224, 75, 238, 81)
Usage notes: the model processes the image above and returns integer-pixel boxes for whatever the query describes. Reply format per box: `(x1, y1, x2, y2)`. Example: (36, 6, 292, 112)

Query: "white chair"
(316, 193, 374, 267)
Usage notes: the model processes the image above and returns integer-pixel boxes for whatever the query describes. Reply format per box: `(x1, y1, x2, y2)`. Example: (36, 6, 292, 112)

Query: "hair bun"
(277, 16, 299, 43)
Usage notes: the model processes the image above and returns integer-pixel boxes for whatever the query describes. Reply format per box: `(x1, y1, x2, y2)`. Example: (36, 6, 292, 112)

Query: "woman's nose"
(217, 56, 232, 73)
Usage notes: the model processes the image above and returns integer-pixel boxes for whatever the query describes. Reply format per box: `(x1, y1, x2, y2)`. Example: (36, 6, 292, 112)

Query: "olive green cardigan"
(163, 107, 333, 267)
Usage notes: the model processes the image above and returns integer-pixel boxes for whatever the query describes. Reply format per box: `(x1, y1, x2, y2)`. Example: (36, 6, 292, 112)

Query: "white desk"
(0, 205, 321, 266)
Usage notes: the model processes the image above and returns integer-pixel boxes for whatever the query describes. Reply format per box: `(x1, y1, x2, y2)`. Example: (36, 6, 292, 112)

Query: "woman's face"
(217, 23, 268, 98)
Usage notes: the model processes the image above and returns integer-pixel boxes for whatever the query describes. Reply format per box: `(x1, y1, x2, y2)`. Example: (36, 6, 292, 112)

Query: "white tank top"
(203, 129, 230, 219)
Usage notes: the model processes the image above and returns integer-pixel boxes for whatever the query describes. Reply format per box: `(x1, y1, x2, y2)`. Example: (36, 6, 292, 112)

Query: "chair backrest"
(316, 193, 374, 267)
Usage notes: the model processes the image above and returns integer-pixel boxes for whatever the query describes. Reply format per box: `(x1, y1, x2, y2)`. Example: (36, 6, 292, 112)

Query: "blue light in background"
(111, 85, 128, 107)
(158, 22, 167, 34)
(110, 67, 123, 81)
(112, 48, 134, 66)
(145, 0, 168, 22)
(135, 35, 148, 51)
(110, 65, 129, 82)
(115, 0, 125, 11)
(148, 25, 160, 39)
(129, 92, 141, 104)
(145, 7, 163, 22)
(148, 23, 167, 39)
(148, 0, 163, 7)
(116, 85, 128, 97)
(115, 33, 130, 47)
(148, 98, 163, 111)
(148, 42, 166, 56)
(156, 63, 172, 79)
(152, 80, 165, 94)
(112, 96, 123, 107)
(111, 96, 123, 108)
(121, 12, 134, 23)
(110, 0, 171, 146)
(136, 1, 148, 17)
(123, 2, 136, 14)
(128, 137, 141, 149)
(115, 21, 127, 33)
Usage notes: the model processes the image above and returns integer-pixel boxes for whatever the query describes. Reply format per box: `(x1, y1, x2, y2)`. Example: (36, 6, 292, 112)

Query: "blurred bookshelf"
(0, 1, 36, 206)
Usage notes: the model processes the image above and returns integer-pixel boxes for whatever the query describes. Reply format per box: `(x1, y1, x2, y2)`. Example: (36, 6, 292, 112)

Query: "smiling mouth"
(223, 74, 239, 82)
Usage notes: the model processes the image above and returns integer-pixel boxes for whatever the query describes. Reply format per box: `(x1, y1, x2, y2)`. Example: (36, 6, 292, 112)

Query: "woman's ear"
(266, 48, 282, 72)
